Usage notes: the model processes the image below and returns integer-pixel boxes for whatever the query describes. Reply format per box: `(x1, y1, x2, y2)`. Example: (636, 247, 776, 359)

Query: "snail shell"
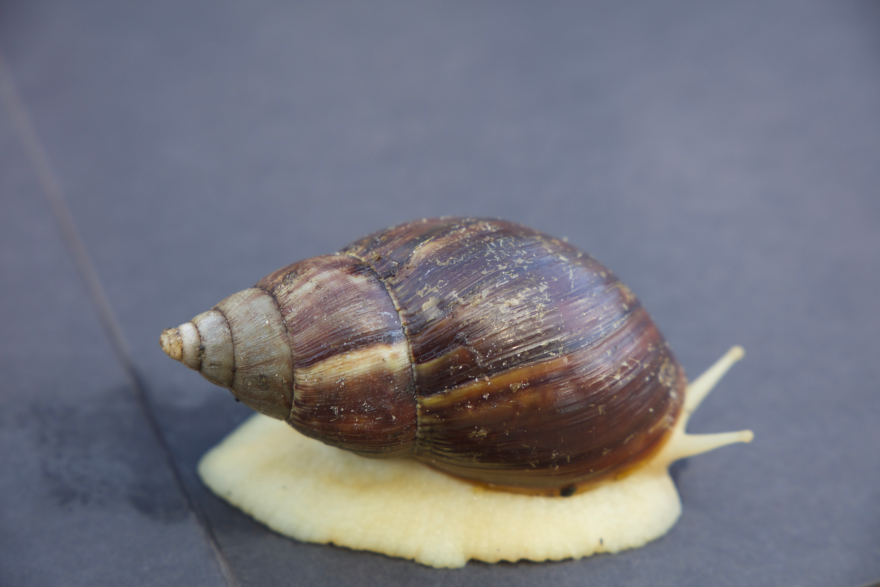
(161, 218, 686, 494)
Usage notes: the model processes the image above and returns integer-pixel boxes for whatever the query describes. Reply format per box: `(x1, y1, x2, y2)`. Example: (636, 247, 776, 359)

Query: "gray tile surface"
(0, 86, 228, 584)
(2, 1, 879, 585)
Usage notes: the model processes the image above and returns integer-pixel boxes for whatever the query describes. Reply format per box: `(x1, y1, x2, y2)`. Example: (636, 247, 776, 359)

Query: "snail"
(161, 217, 752, 567)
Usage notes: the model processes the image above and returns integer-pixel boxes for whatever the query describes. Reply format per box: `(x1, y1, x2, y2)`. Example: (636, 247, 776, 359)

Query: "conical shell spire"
(160, 288, 294, 421)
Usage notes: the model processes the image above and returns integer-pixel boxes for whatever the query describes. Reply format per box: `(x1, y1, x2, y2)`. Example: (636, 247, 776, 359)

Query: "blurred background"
(2, 1, 879, 585)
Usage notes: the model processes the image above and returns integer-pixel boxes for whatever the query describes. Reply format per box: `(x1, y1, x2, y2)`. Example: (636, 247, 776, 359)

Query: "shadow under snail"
(160, 217, 752, 566)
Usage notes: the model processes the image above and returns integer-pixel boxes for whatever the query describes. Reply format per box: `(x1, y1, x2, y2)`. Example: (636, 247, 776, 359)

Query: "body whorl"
(162, 218, 686, 491)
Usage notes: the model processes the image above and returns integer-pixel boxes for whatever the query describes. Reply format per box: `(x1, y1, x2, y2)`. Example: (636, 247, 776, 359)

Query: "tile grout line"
(0, 51, 240, 587)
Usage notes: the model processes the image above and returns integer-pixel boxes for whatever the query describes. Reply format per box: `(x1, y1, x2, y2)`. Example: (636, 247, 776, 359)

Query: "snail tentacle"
(654, 346, 753, 467)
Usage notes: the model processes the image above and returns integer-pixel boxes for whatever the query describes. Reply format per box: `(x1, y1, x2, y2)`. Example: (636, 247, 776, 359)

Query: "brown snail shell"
(161, 218, 687, 494)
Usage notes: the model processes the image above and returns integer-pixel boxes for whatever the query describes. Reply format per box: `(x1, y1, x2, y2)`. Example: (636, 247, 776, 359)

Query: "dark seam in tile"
(0, 50, 240, 587)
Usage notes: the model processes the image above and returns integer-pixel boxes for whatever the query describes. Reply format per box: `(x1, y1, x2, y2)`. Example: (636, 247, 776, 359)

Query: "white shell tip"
(161, 322, 201, 369)
(160, 327, 184, 361)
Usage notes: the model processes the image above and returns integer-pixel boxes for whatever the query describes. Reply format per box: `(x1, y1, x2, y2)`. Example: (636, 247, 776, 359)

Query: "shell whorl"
(161, 218, 686, 490)
(256, 255, 418, 457)
(342, 218, 685, 489)
(160, 288, 293, 420)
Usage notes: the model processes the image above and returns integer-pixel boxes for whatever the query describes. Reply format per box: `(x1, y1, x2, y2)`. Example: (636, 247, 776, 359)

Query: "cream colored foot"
(198, 346, 753, 568)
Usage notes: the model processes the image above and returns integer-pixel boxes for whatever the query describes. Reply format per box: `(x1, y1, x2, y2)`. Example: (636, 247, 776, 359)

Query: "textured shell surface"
(163, 218, 687, 492)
